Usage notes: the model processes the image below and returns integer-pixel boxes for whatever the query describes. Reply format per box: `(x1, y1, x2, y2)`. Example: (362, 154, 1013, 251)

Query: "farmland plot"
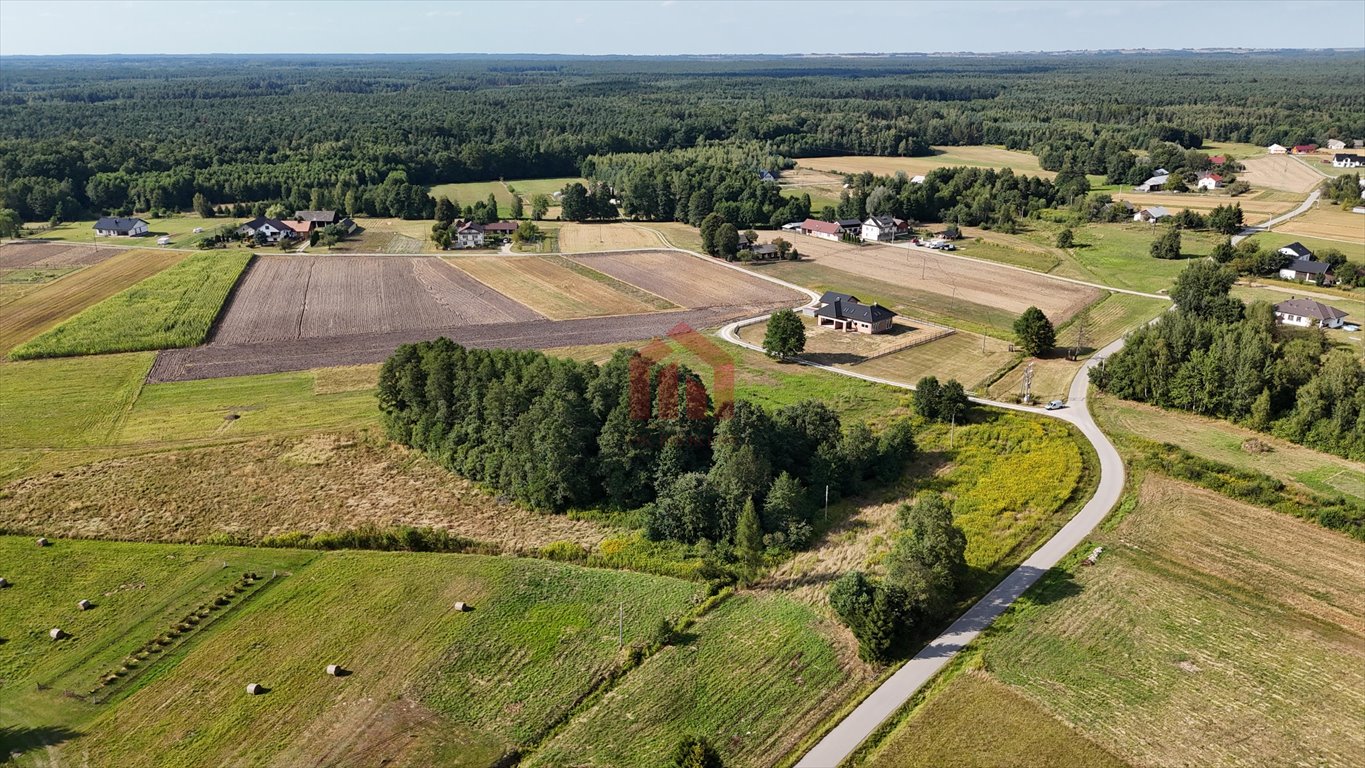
(767, 235, 1099, 323)
(558, 223, 670, 252)
(1238, 154, 1325, 193)
(1271, 206, 1365, 245)
(450, 256, 660, 319)
(567, 250, 805, 309)
(212, 256, 542, 344)
(0, 242, 118, 273)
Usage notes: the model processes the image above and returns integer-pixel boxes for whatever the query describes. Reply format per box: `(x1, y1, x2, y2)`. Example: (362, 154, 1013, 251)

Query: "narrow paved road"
(1231, 190, 1320, 245)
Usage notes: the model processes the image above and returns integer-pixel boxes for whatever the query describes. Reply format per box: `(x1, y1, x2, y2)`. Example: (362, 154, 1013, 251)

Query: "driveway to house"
(643, 226, 1133, 767)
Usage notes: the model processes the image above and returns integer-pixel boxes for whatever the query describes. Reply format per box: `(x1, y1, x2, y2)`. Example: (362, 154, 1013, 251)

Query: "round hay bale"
(36, 537, 50, 547)
(326, 664, 344, 677)
(0, 577, 9, 588)
(245, 683, 264, 695)
(77, 599, 93, 611)
(453, 601, 469, 612)
(49, 628, 66, 641)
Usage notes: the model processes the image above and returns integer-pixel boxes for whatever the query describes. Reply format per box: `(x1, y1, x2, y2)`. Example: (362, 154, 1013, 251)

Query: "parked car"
(1045, 400, 1064, 410)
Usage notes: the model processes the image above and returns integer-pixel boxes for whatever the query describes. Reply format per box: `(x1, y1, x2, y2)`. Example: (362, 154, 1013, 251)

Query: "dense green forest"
(1, 52, 1362, 220)
(1094, 261, 1365, 460)
(377, 341, 917, 553)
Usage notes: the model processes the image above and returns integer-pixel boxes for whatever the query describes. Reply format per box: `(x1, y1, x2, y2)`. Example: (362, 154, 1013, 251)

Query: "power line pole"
(618, 601, 624, 648)
(1022, 362, 1035, 405)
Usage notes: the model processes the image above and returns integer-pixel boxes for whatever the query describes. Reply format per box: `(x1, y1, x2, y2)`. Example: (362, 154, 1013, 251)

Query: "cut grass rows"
(11, 250, 252, 359)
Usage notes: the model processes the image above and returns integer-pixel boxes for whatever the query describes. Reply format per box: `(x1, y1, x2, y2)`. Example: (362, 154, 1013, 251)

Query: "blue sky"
(2, 1, 1363, 56)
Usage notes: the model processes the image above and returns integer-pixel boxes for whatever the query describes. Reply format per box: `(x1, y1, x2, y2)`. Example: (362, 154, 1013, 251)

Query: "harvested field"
(762, 235, 1099, 324)
(150, 306, 784, 382)
(1239, 154, 1325, 193)
(557, 223, 669, 252)
(737, 315, 951, 366)
(798, 146, 1054, 179)
(0, 248, 185, 353)
(449, 255, 660, 319)
(1271, 205, 1365, 244)
(0, 432, 610, 551)
(1111, 190, 1298, 219)
(566, 250, 805, 309)
(0, 241, 119, 272)
(843, 331, 1015, 392)
(212, 255, 541, 344)
(986, 475, 1365, 767)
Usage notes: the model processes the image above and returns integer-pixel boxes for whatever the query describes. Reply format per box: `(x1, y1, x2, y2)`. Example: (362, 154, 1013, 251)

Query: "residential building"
(749, 243, 780, 260)
(1332, 154, 1363, 168)
(237, 217, 296, 243)
(1133, 206, 1170, 223)
(93, 216, 149, 237)
(1292, 144, 1318, 155)
(909, 175, 926, 184)
(811, 291, 896, 334)
(483, 221, 517, 239)
(292, 210, 339, 230)
(835, 219, 863, 237)
(1276, 242, 1314, 261)
(1196, 173, 1223, 190)
(282, 220, 312, 237)
(1327, 139, 1347, 150)
(1274, 298, 1347, 329)
(860, 214, 908, 242)
(455, 222, 486, 249)
(758, 169, 778, 183)
(1278, 258, 1335, 286)
(800, 218, 842, 241)
(1267, 144, 1288, 154)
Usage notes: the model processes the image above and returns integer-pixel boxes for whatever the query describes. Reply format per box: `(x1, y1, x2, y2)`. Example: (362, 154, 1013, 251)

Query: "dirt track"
(148, 305, 785, 383)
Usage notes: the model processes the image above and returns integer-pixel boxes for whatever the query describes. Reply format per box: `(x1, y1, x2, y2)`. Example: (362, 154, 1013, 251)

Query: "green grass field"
(22, 216, 239, 248)
(4, 541, 702, 767)
(1018, 223, 1223, 293)
(1245, 230, 1365, 262)
(1095, 394, 1365, 503)
(11, 251, 252, 359)
(0, 353, 152, 455)
(428, 177, 582, 219)
(527, 592, 865, 768)
(0, 536, 316, 754)
(865, 672, 1129, 768)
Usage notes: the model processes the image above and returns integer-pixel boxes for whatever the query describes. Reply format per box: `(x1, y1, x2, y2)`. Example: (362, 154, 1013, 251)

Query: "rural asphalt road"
(696, 243, 1130, 767)
(1231, 189, 1321, 244)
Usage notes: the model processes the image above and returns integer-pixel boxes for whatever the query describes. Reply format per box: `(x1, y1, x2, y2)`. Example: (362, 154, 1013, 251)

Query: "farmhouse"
(237, 217, 296, 243)
(1267, 144, 1288, 154)
(1292, 144, 1318, 155)
(800, 218, 842, 241)
(749, 243, 780, 260)
(758, 169, 778, 183)
(1135, 174, 1169, 192)
(1327, 139, 1347, 150)
(1332, 154, 1363, 168)
(910, 175, 927, 184)
(1279, 258, 1335, 286)
(1133, 206, 1170, 223)
(455, 222, 486, 249)
(1276, 241, 1313, 261)
(1196, 172, 1223, 190)
(1274, 298, 1348, 329)
(860, 215, 909, 242)
(93, 217, 149, 237)
(292, 210, 339, 230)
(835, 219, 864, 237)
(282, 220, 311, 237)
(811, 291, 896, 334)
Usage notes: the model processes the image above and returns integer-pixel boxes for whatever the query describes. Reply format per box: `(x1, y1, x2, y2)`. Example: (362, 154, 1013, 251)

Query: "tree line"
(378, 341, 919, 557)
(1093, 260, 1365, 460)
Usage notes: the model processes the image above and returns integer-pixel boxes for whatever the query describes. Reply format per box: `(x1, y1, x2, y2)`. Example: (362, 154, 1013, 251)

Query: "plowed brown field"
(1239, 154, 1325, 194)
(0, 242, 120, 272)
(567, 250, 805, 308)
(774, 235, 1098, 322)
(212, 255, 542, 344)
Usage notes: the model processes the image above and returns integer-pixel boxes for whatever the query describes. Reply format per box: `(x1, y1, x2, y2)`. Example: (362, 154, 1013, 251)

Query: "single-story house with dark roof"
(237, 216, 296, 243)
(1276, 242, 1314, 261)
(835, 219, 863, 236)
(1332, 154, 1363, 168)
(1279, 258, 1335, 286)
(483, 221, 518, 237)
(1135, 174, 1170, 192)
(813, 292, 896, 334)
(93, 217, 149, 237)
(800, 218, 842, 241)
(1133, 206, 1170, 223)
(758, 169, 778, 183)
(749, 243, 780, 260)
(1274, 298, 1347, 328)
(338, 217, 358, 234)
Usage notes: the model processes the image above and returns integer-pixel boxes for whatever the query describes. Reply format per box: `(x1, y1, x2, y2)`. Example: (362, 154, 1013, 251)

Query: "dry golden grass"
(557, 222, 669, 253)
(312, 364, 381, 395)
(0, 248, 185, 353)
(987, 357, 1079, 404)
(843, 330, 1014, 392)
(1272, 205, 1365, 244)
(0, 432, 611, 551)
(1111, 190, 1298, 218)
(737, 316, 950, 364)
(988, 475, 1365, 767)
(449, 255, 658, 319)
(1238, 154, 1325, 193)
(799, 146, 1054, 179)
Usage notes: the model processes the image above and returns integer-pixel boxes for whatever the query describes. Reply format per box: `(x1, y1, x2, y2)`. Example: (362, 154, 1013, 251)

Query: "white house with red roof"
(800, 218, 842, 241)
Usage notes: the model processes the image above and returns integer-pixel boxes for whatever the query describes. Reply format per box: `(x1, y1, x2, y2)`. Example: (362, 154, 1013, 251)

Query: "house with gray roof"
(1274, 298, 1348, 328)
(811, 291, 896, 334)
(93, 217, 149, 237)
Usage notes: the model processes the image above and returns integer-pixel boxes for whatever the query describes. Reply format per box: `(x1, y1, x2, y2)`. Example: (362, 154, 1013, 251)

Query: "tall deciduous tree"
(763, 309, 806, 359)
(1150, 226, 1182, 260)
(1013, 306, 1056, 357)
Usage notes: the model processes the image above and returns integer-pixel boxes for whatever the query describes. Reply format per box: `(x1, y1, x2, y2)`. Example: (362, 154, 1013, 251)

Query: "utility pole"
(1022, 362, 1035, 405)
(824, 484, 830, 523)
(618, 602, 624, 648)
(950, 412, 956, 448)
